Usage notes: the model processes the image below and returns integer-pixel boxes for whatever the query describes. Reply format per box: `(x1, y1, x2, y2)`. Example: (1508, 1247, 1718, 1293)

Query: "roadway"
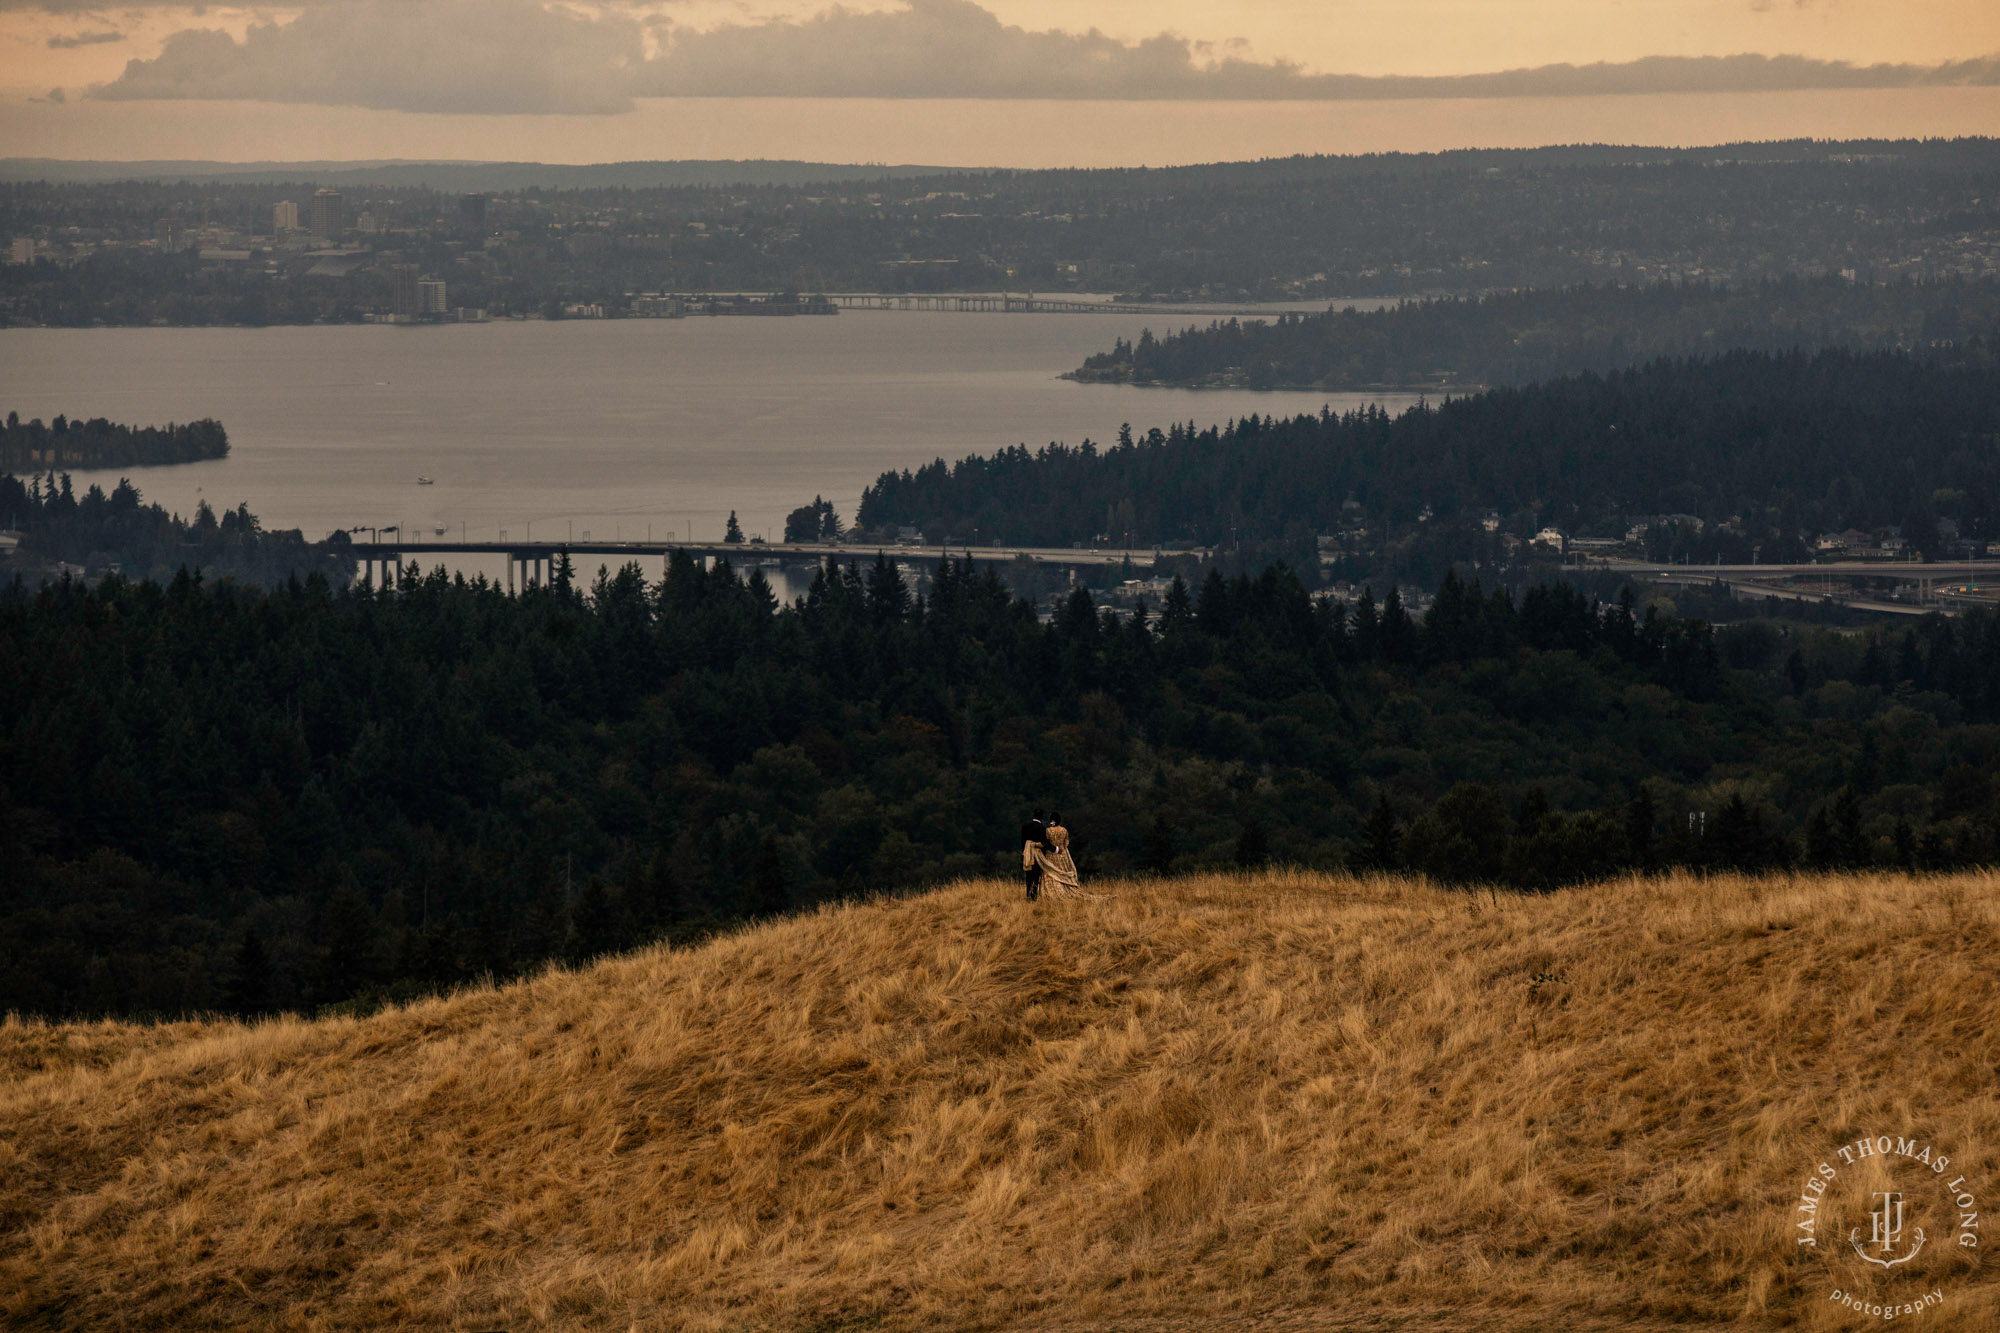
(343, 538, 1200, 571)
(1589, 558, 2000, 617)
(688, 291, 1303, 316)
(1595, 559, 2000, 579)
(824, 293, 1270, 316)
(342, 543, 1999, 615)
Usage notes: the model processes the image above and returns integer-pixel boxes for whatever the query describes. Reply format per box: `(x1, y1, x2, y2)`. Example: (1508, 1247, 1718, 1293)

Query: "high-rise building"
(310, 189, 345, 240)
(391, 264, 421, 316)
(457, 194, 487, 229)
(8, 237, 35, 265)
(418, 278, 448, 315)
(154, 218, 184, 253)
(273, 200, 300, 232)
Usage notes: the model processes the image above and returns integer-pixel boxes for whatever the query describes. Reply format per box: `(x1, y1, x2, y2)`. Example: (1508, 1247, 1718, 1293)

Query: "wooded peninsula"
(0, 411, 228, 470)
(0, 471, 349, 586)
(1066, 277, 2000, 391)
(863, 346, 2000, 585)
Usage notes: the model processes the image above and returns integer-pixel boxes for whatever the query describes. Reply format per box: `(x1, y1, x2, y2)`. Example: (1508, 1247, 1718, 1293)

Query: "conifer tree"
(750, 836, 789, 916)
(1625, 788, 1657, 868)
(225, 924, 272, 1016)
(1353, 796, 1400, 873)
(568, 877, 625, 962)
(1234, 818, 1269, 868)
(1140, 812, 1177, 875)
(1160, 576, 1194, 636)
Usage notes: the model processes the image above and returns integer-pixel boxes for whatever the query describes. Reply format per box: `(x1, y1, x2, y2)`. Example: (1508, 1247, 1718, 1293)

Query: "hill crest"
(4, 870, 1997, 1330)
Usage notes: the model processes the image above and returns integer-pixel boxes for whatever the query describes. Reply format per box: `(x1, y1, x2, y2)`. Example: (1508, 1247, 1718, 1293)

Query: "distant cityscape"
(4, 143, 1996, 328)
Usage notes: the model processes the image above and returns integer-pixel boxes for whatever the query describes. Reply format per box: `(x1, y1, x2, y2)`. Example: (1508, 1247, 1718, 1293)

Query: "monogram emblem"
(1848, 1191, 1925, 1268)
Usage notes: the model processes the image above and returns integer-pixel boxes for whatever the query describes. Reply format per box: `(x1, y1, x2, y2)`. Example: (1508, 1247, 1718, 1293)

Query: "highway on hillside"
(1593, 559, 2000, 579)
(1587, 557, 2000, 617)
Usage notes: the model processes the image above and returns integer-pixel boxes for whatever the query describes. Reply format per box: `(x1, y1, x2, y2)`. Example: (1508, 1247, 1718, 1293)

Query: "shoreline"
(1061, 370, 1483, 394)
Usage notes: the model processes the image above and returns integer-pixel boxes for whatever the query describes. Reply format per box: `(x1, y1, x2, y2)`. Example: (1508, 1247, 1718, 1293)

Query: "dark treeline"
(0, 411, 228, 470)
(1069, 278, 2000, 390)
(7, 551, 2000, 1019)
(0, 472, 353, 586)
(857, 348, 2000, 579)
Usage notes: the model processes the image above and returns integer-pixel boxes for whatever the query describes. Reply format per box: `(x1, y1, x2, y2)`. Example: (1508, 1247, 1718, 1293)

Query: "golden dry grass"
(4, 870, 1998, 1331)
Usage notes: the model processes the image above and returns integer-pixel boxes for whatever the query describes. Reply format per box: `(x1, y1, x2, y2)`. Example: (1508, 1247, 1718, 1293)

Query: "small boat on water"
(417, 476, 434, 485)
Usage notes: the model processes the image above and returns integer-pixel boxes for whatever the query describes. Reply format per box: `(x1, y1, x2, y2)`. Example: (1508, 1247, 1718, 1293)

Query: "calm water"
(2, 313, 1418, 581)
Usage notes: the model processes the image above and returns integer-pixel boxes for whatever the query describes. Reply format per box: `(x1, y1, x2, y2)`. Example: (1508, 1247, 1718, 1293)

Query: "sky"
(2, 0, 1998, 164)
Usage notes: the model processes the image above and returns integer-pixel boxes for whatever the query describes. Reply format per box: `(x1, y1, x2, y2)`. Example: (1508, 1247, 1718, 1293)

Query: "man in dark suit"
(1021, 808, 1050, 900)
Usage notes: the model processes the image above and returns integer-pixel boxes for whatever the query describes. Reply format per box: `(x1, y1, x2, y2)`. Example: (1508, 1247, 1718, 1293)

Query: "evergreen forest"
(0, 471, 353, 586)
(1068, 278, 2000, 390)
(7, 549, 2000, 1019)
(858, 347, 2000, 581)
(0, 412, 228, 470)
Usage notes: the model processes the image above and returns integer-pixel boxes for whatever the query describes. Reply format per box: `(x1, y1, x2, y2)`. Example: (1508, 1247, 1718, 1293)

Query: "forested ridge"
(859, 347, 2000, 575)
(0, 411, 227, 470)
(1069, 278, 2000, 390)
(0, 471, 352, 586)
(7, 550, 2000, 1019)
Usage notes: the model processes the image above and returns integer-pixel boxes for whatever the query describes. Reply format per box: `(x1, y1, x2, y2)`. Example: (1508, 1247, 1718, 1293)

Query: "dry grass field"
(3, 870, 1998, 1332)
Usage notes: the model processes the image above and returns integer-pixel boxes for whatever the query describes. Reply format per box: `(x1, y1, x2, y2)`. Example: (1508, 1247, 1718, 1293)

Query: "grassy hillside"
(4, 871, 1997, 1331)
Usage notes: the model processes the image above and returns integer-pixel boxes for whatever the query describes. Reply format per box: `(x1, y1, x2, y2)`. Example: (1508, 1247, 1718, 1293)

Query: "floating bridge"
(343, 539, 1196, 594)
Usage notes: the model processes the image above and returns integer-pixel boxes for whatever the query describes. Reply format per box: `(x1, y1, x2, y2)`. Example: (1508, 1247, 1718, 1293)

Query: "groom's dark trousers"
(1020, 818, 1046, 900)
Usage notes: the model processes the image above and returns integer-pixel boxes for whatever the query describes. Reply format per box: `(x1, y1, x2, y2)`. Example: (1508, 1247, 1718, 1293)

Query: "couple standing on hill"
(1020, 808, 1092, 901)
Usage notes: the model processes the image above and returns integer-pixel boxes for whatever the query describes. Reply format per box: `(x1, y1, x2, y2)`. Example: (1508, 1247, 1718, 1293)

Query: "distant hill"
(4, 137, 1995, 192)
(6, 139, 1994, 322)
(3, 869, 1997, 1331)
(0, 158, 954, 190)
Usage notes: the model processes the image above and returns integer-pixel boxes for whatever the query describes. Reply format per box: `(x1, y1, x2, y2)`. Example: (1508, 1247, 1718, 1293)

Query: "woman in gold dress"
(1034, 811, 1095, 899)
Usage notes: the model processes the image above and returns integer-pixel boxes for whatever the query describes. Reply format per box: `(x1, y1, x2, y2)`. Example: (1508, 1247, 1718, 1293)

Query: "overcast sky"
(3, 0, 1998, 162)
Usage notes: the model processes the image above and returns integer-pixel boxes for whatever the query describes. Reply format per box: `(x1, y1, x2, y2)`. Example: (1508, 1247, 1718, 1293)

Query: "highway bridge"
(343, 539, 1198, 593)
(342, 542, 2000, 614)
(825, 293, 1241, 315)
(660, 290, 1312, 316)
(663, 290, 1283, 316)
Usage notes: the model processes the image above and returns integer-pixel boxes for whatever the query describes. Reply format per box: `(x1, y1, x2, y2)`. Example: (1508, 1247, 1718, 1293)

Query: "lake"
(1, 312, 1420, 582)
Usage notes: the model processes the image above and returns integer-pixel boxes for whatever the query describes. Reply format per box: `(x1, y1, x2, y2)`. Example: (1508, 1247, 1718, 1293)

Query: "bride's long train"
(1033, 836, 1108, 900)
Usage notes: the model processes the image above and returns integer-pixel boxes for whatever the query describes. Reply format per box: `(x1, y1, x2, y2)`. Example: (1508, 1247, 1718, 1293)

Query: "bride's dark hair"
(1050, 811, 1063, 824)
